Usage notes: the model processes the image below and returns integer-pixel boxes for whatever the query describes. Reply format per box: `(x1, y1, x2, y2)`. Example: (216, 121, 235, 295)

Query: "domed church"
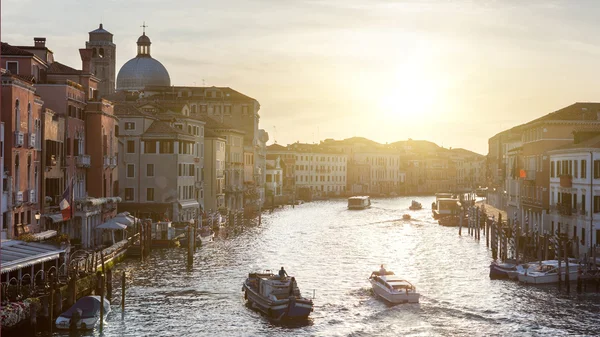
(116, 27, 170, 91)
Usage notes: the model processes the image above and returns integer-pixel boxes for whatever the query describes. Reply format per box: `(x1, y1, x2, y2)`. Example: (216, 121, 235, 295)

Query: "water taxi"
(409, 200, 422, 210)
(348, 196, 371, 210)
(432, 197, 460, 220)
(243, 271, 314, 320)
(517, 260, 581, 284)
(369, 270, 420, 304)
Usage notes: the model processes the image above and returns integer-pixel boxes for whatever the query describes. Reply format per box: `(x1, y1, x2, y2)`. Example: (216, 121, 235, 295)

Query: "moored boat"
(489, 260, 517, 279)
(369, 270, 420, 304)
(55, 296, 111, 330)
(517, 260, 581, 284)
(198, 226, 215, 244)
(242, 271, 314, 320)
(348, 196, 371, 210)
(402, 214, 411, 220)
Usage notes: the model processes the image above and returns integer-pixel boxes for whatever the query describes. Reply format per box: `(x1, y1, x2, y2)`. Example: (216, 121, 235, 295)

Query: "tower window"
(99, 48, 104, 58)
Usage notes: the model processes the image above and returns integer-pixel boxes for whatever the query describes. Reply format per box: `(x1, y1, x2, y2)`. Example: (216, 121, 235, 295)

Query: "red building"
(1, 70, 43, 238)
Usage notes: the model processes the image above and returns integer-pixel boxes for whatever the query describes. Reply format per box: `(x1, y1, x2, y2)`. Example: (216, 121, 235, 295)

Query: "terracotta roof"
(1, 42, 33, 56)
(47, 61, 81, 75)
(143, 121, 188, 136)
(267, 143, 287, 151)
(114, 103, 154, 117)
(197, 116, 243, 133)
(204, 129, 222, 138)
(529, 102, 600, 124)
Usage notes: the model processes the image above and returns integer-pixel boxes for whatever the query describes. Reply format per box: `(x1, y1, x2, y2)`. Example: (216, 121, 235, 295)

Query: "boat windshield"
(348, 198, 367, 206)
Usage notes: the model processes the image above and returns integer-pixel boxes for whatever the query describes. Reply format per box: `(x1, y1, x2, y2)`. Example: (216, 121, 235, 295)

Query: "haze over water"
(79, 197, 600, 336)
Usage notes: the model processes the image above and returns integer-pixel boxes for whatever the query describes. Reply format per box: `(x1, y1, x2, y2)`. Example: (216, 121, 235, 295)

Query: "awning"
(1, 241, 65, 274)
(96, 219, 128, 230)
(32, 230, 57, 241)
(178, 200, 200, 209)
(48, 214, 67, 223)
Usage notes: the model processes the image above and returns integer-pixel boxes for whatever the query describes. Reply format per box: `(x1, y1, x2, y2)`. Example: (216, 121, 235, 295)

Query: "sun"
(379, 63, 442, 123)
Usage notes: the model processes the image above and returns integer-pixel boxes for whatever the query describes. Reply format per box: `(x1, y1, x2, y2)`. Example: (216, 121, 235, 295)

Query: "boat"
(348, 196, 371, 210)
(438, 215, 466, 227)
(475, 187, 488, 197)
(409, 200, 422, 210)
(489, 260, 517, 279)
(432, 198, 460, 220)
(198, 226, 215, 244)
(402, 214, 411, 220)
(242, 271, 314, 320)
(55, 296, 111, 330)
(369, 270, 420, 304)
(517, 260, 581, 284)
(151, 221, 184, 248)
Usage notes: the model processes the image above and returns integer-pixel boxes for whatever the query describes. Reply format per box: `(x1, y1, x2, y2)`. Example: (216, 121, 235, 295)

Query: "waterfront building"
(86, 24, 116, 98)
(204, 130, 226, 212)
(0, 69, 43, 239)
(266, 143, 296, 199)
(548, 132, 600, 258)
(0, 123, 5, 239)
(288, 142, 347, 198)
(265, 156, 284, 200)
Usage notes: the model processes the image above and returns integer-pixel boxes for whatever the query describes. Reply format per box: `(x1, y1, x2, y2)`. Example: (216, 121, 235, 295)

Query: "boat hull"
(370, 280, 419, 304)
(243, 283, 313, 319)
(489, 262, 516, 280)
(518, 270, 579, 284)
(409, 206, 422, 211)
(348, 205, 370, 210)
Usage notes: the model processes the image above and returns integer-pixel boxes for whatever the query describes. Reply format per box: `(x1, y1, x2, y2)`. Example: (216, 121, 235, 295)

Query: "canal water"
(71, 197, 600, 336)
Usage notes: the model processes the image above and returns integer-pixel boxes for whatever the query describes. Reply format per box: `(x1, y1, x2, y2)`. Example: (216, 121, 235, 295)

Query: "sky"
(4, 0, 600, 154)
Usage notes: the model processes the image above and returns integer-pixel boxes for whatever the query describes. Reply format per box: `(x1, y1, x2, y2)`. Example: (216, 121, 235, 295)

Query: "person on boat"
(379, 264, 387, 276)
(279, 267, 288, 279)
(289, 277, 296, 296)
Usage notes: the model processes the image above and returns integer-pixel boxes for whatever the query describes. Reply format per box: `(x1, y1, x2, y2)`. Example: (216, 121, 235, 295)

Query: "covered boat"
(369, 271, 420, 304)
(242, 271, 314, 320)
(489, 260, 517, 279)
(517, 260, 581, 284)
(55, 296, 110, 330)
(402, 214, 411, 220)
(198, 226, 215, 244)
(348, 196, 371, 210)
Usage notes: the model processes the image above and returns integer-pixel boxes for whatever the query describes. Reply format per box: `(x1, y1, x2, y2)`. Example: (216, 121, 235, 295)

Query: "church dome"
(116, 31, 170, 91)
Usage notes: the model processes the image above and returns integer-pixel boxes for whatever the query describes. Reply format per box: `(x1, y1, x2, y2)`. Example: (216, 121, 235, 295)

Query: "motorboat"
(438, 215, 465, 227)
(409, 200, 422, 210)
(198, 226, 215, 244)
(489, 260, 517, 280)
(348, 196, 371, 210)
(518, 260, 581, 284)
(243, 271, 314, 320)
(432, 198, 460, 220)
(55, 296, 110, 330)
(369, 270, 420, 304)
(402, 214, 411, 220)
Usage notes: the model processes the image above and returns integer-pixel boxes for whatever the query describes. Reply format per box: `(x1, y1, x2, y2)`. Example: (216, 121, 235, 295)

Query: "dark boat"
(242, 271, 313, 320)
(409, 200, 422, 210)
(489, 260, 517, 280)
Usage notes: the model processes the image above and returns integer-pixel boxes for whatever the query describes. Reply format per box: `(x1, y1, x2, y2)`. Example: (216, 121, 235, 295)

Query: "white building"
(548, 136, 600, 258)
(265, 156, 283, 198)
(290, 144, 347, 197)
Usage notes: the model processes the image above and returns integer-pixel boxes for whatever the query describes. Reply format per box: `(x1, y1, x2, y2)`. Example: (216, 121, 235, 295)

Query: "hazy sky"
(4, 0, 600, 154)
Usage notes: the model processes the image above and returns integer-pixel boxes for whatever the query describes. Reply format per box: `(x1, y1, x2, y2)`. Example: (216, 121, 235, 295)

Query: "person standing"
(379, 264, 387, 275)
(279, 267, 288, 279)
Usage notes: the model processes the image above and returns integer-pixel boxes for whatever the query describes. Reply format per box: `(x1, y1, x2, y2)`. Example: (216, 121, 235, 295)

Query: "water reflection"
(54, 197, 600, 336)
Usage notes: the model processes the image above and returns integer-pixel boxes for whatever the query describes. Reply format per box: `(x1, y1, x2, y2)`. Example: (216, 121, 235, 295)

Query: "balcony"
(103, 156, 110, 168)
(551, 203, 576, 216)
(559, 175, 572, 188)
(28, 133, 36, 149)
(28, 190, 36, 204)
(76, 154, 91, 168)
(524, 170, 536, 181)
(14, 131, 24, 147)
(110, 156, 117, 168)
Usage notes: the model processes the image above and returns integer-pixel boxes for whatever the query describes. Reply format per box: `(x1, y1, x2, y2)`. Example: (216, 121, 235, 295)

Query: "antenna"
(273, 126, 277, 144)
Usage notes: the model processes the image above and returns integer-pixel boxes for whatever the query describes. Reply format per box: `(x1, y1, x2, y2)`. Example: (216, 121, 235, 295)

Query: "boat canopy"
(61, 296, 109, 318)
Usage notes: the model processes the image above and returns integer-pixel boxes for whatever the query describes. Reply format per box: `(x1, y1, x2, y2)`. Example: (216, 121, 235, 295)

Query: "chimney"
(34, 37, 46, 48)
(79, 48, 92, 74)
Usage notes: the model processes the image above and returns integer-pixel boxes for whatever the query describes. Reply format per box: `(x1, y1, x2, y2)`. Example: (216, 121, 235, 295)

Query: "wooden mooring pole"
(187, 225, 193, 266)
(121, 271, 126, 316)
(564, 238, 570, 292)
(106, 268, 113, 301)
(49, 277, 54, 333)
(100, 274, 105, 333)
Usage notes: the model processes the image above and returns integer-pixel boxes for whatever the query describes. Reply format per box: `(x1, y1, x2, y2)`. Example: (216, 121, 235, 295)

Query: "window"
(242, 106, 249, 115)
(550, 161, 555, 178)
(147, 164, 154, 177)
(127, 164, 135, 178)
(594, 160, 600, 179)
(6, 61, 18, 74)
(594, 195, 600, 213)
(224, 106, 231, 114)
(575, 160, 578, 178)
(124, 122, 135, 130)
(147, 188, 155, 201)
(582, 160, 587, 179)
(582, 227, 586, 243)
(159, 140, 173, 154)
(125, 188, 134, 201)
(145, 141, 157, 154)
(127, 140, 135, 153)
(582, 194, 586, 212)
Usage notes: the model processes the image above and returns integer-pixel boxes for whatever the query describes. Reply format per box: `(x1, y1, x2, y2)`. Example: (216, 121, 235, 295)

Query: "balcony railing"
(103, 156, 110, 168)
(76, 154, 91, 168)
(15, 191, 23, 204)
(110, 156, 117, 168)
(550, 203, 577, 216)
(28, 190, 36, 204)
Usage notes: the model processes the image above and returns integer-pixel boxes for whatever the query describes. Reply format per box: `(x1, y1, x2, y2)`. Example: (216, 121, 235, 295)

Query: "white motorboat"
(409, 200, 422, 210)
(348, 196, 371, 210)
(369, 271, 419, 304)
(517, 260, 581, 284)
(198, 226, 215, 244)
(55, 296, 111, 330)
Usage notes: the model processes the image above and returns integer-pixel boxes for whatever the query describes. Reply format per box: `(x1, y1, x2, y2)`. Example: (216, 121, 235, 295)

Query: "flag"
(60, 178, 73, 221)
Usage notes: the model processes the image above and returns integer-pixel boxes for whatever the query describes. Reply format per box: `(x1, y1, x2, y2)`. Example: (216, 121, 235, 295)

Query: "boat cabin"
(348, 196, 371, 210)
(248, 272, 301, 300)
(433, 198, 461, 219)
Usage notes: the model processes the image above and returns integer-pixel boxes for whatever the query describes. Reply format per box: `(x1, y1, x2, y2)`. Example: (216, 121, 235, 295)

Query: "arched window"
(15, 99, 20, 130)
(99, 48, 104, 58)
(191, 105, 197, 114)
(27, 155, 31, 190)
(27, 103, 32, 134)
(14, 153, 20, 191)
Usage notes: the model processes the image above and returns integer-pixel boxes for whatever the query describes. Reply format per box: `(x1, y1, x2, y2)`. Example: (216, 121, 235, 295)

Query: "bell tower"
(86, 24, 116, 98)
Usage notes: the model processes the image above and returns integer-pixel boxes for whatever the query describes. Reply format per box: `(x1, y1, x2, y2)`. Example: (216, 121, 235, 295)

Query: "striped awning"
(1, 241, 65, 274)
